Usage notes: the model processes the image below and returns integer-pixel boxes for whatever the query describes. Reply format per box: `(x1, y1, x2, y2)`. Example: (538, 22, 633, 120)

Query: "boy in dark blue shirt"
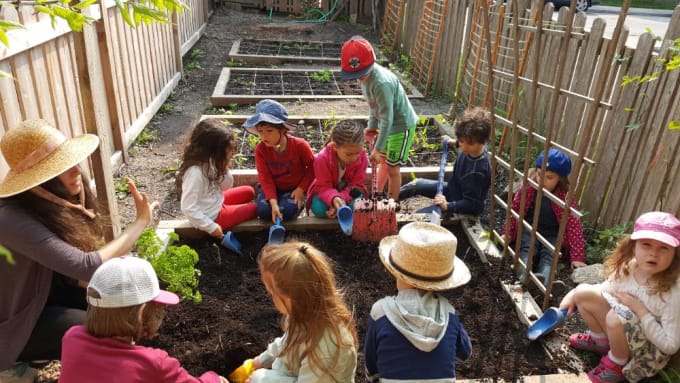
(399, 107, 492, 216)
(365, 222, 472, 382)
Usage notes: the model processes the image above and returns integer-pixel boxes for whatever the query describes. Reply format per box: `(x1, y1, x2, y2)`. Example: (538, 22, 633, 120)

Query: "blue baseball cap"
(535, 149, 572, 177)
(243, 99, 296, 134)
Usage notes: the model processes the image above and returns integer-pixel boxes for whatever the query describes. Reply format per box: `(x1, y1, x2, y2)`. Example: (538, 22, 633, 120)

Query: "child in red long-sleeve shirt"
(503, 148, 586, 284)
(243, 100, 315, 223)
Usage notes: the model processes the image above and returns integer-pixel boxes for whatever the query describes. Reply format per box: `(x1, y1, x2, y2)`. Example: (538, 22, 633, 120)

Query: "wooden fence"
(389, 0, 680, 229)
(0, 0, 210, 236)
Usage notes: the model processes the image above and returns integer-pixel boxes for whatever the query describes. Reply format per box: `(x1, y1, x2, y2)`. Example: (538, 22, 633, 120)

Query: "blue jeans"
(518, 231, 558, 284)
(399, 178, 448, 214)
(255, 188, 303, 221)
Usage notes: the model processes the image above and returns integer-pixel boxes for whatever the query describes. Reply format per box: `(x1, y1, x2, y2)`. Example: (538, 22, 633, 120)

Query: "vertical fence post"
(172, 10, 184, 74)
(73, 22, 121, 240)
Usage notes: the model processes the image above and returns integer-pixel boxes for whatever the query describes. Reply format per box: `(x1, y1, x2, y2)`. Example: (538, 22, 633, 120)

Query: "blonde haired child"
(560, 212, 680, 382)
(232, 242, 358, 382)
(177, 118, 257, 240)
(307, 120, 368, 218)
(59, 256, 228, 382)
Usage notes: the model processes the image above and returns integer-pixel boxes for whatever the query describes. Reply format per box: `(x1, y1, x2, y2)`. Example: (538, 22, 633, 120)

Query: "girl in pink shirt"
(307, 120, 368, 219)
(59, 257, 227, 383)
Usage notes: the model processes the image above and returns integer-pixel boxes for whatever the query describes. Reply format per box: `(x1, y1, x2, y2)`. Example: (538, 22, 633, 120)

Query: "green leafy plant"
(159, 101, 174, 114)
(135, 129, 157, 145)
(646, 365, 680, 383)
(114, 177, 130, 194)
(586, 221, 633, 264)
(162, 159, 181, 174)
(0, 245, 14, 265)
(310, 69, 332, 83)
(134, 228, 202, 303)
(246, 133, 260, 150)
(185, 48, 203, 71)
(225, 59, 244, 68)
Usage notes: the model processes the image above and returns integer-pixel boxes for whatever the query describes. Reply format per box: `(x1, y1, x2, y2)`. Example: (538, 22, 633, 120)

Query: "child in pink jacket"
(307, 120, 368, 218)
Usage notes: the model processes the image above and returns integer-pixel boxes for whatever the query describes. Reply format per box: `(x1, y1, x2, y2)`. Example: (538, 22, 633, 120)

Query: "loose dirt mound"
(144, 225, 573, 381)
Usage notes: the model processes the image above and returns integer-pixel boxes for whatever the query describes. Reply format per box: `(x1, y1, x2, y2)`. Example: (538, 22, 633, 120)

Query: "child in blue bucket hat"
(243, 100, 314, 223)
(503, 148, 586, 285)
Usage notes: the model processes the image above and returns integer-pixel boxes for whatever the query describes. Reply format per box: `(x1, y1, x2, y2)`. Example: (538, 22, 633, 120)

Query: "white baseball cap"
(87, 256, 179, 308)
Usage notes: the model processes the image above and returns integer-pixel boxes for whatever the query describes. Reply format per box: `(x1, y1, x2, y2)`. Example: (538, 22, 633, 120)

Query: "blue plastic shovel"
(337, 205, 353, 236)
(526, 307, 568, 340)
(430, 137, 450, 225)
(268, 217, 286, 244)
(220, 231, 243, 256)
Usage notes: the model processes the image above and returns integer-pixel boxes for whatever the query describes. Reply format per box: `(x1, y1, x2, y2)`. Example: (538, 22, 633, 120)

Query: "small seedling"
(185, 48, 203, 71)
(162, 159, 181, 174)
(135, 129, 157, 146)
(310, 69, 332, 83)
(246, 133, 260, 150)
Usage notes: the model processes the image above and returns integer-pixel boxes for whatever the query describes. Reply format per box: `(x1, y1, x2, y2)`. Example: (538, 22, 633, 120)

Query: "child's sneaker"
(569, 332, 610, 354)
(0, 363, 38, 383)
(587, 355, 624, 383)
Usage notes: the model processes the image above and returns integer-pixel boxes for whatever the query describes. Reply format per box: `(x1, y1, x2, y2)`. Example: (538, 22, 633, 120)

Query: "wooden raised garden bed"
(228, 39, 342, 65)
(211, 68, 424, 106)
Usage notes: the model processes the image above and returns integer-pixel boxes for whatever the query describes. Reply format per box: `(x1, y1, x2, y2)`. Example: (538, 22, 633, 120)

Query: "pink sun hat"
(630, 211, 680, 248)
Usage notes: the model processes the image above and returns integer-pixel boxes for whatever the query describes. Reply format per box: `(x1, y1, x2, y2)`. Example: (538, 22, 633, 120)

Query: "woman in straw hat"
(0, 120, 158, 377)
(364, 222, 472, 382)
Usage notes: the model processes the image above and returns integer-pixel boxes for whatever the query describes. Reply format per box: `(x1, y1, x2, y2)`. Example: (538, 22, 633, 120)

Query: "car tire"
(575, 0, 589, 11)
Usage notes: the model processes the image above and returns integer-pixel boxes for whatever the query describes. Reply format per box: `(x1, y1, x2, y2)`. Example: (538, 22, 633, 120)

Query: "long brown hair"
(604, 235, 680, 295)
(13, 169, 103, 251)
(176, 119, 237, 196)
(258, 241, 358, 379)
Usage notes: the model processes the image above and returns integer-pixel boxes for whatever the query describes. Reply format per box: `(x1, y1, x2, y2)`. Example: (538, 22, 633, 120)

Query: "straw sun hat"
(0, 119, 99, 198)
(379, 222, 471, 291)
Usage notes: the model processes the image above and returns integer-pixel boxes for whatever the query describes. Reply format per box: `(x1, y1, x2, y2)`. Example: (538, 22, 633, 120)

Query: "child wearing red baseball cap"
(340, 36, 418, 201)
(559, 211, 680, 382)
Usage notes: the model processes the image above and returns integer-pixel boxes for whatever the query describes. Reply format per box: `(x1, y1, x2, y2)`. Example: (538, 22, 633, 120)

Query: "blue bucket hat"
(535, 149, 572, 177)
(243, 99, 296, 135)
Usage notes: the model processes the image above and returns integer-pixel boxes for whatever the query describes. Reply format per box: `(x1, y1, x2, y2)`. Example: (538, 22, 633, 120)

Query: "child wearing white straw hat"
(59, 256, 228, 382)
(0, 120, 158, 379)
(364, 222, 472, 382)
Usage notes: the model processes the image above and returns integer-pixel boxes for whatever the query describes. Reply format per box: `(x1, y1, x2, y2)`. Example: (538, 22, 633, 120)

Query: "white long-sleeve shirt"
(180, 165, 233, 235)
(250, 326, 356, 383)
(602, 266, 680, 355)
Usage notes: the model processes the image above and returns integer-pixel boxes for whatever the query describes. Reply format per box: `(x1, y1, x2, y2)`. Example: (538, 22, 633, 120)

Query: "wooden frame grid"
(228, 39, 342, 65)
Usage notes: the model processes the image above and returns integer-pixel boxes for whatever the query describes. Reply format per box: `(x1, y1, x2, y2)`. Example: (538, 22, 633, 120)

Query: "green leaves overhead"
(0, 0, 188, 50)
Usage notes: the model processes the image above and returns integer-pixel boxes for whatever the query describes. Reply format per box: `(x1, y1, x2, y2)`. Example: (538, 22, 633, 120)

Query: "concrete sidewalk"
(590, 4, 675, 17)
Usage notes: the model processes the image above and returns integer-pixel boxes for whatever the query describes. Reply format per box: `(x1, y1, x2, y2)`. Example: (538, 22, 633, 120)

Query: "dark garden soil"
(222, 69, 363, 97)
(144, 224, 575, 381)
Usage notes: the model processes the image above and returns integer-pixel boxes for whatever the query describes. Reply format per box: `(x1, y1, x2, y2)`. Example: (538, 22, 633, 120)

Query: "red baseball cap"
(340, 36, 375, 80)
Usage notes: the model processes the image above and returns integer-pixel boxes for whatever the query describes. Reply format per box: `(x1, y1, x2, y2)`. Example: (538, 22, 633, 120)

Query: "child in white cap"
(59, 256, 228, 383)
(560, 211, 680, 382)
(364, 222, 472, 382)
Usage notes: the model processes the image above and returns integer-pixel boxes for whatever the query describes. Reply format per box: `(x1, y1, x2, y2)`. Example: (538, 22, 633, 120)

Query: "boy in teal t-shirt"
(340, 36, 418, 201)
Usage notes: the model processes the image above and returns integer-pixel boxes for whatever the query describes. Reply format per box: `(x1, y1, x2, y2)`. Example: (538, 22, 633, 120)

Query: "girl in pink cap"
(559, 211, 680, 382)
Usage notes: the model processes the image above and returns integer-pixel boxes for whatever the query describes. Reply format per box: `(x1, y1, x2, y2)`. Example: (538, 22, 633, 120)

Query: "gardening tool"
(228, 359, 254, 383)
(526, 307, 568, 341)
(268, 217, 286, 244)
(220, 231, 243, 256)
(431, 136, 450, 226)
(337, 205, 353, 236)
(351, 139, 398, 243)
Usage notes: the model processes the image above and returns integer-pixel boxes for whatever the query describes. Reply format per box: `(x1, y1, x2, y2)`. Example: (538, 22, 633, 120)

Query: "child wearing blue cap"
(243, 99, 315, 223)
(503, 148, 586, 284)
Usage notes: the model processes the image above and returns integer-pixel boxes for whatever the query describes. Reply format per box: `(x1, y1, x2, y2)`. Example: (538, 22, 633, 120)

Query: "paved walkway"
(591, 4, 675, 16)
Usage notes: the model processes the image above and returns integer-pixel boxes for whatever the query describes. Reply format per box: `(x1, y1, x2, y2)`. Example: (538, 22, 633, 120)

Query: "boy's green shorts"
(384, 125, 416, 166)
